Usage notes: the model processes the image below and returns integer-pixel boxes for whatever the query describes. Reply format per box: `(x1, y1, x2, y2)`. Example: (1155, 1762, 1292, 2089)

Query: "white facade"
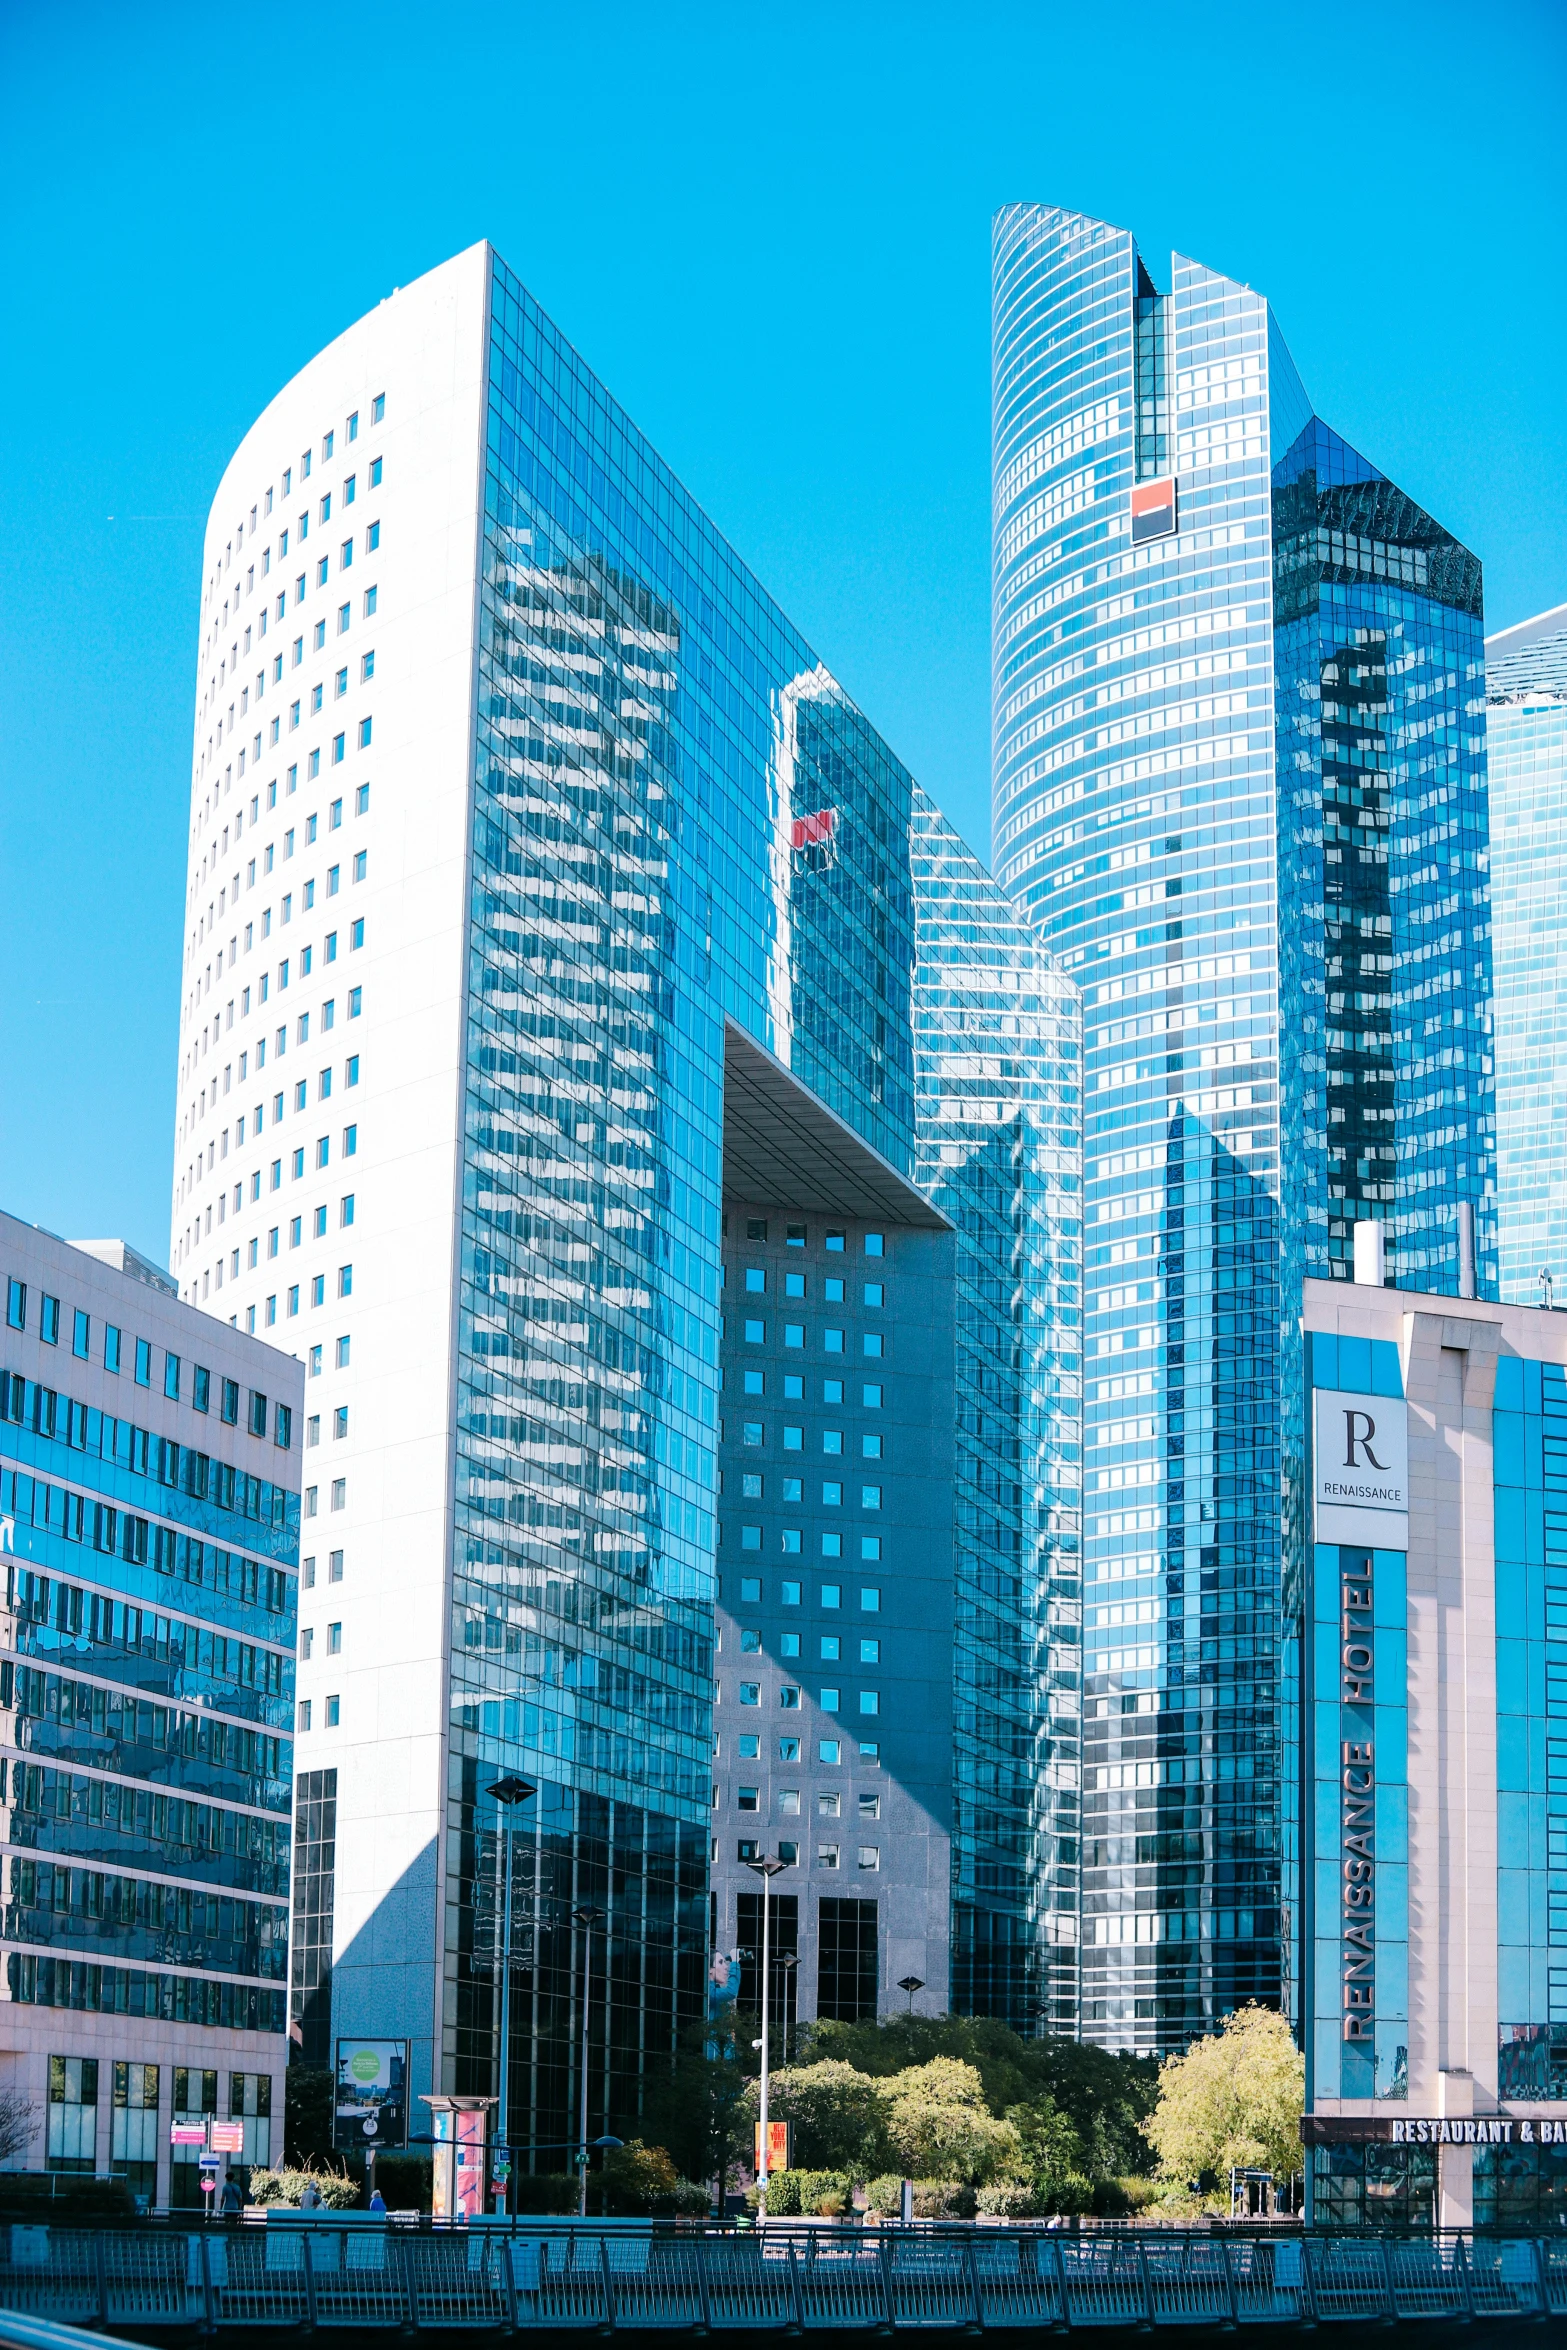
(172, 245, 492, 2082)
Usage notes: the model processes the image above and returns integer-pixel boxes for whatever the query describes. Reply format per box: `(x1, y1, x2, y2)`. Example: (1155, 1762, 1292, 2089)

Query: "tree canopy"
(1145, 2004, 1305, 2186)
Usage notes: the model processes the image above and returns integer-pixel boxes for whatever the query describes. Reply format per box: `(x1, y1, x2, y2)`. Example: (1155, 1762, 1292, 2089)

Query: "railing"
(0, 2220, 1561, 2332)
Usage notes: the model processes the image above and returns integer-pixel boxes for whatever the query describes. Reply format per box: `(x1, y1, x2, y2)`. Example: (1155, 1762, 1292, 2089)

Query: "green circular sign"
(349, 2051, 381, 2085)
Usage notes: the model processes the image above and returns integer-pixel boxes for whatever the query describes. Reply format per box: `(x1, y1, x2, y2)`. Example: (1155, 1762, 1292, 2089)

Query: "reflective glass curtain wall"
(993, 205, 1287, 2052)
(993, 205, 1494, 2057)
(450, 250, 1080, 2155)
(1488, 617, 1567, 1306)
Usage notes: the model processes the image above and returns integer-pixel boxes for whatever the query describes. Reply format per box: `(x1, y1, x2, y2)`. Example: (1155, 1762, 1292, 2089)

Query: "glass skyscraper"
(176, 241, 1078, 2167)
(1487, 605, 1567, 1306)
(991, 203, 1493, 2052)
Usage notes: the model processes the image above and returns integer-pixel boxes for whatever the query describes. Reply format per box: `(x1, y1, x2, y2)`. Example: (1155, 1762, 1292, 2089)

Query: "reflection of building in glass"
(1487, 606, 1567, 1306)
(992, 204, 1493, 2055)
(178, 241, 1079, 2168)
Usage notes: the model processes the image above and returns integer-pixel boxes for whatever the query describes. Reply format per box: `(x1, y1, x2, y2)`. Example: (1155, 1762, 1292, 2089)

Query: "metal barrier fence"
(0, 2220, 1563, 2332)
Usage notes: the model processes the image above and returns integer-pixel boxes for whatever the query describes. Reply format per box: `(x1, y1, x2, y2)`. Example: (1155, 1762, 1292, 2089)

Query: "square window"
(863, 1282, 884, 1306)
(739, 1628, 761, 1653)
(781, 1581, 801, 1607)
(744, 1371, 764, 1396)
(784, 1375, 804, 1401)
(859, 1793, 881, 1819)
(821, 1583, 841, 1609)
(859, 1741, 880, 1763)
(741, 1525, 762, 1552)
(785, 1224, 805, 1247)
(823, 1430, 843, 1457)
(822, 1533, 842, 1559)
(820, 1686, 839, 1712)
(738, 1576, 761, 1602)
(825, 1231, 845, 1252)
(741, 1473, 763, 1499)
(737, 1787, 759, 1812)
(857, 1846, 880, 1871)
(825, 1328, 844, 1354)
(742, 1421, 764, 1447)
(818, 1739, 841, 1765)
(744, 1267, 765, 1293)
(736, 1839, 759, 1863)
(818, 1791, 841, 1817)
(817, 1845, 840, 1869)
(746, 1218, 767, 1241)
(779, 1736, 800, 1761)
(863, 1434, 883, 1459)
(784, 1272, 806, 1298)
(783, 1323, 804, 1348)
(859, 1690, 880, 1716)
(822, 1481, 842, 1506)
(861, 1536, 882, 1561)
(778, 1789, 801, 1815)
(780, 1631, 801, 1658)
(863, 1384, 883, 1409)
(860, 1638, 881, 1664)
(823, 1379, 843, 1403)
(779, 1685, 800, 1709)
(744, 1318, 765, 1343)
(824, 1278, 844, 1303)
(738, 1734, 760, 1759)
(864, 1233, 884, 1257)
(781, 1528, 801, 1553)
(820, 1635, 841, 1662)
(782, 1478, 802, 1502)
(860, 1587, 880, 1613)
(863, 1332, 884, 1358)
(739, 1683, 760, 1706)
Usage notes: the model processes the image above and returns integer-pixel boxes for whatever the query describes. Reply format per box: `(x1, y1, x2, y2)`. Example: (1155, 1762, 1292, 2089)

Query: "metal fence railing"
(0, 2218, 1561, 2332)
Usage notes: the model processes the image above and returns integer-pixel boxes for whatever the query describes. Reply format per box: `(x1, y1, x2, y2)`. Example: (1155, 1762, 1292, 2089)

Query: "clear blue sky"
(2, 0, 1562, 1267)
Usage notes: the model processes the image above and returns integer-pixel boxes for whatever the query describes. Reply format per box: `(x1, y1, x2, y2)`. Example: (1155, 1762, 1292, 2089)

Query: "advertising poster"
(334, 2039, 409, 2152)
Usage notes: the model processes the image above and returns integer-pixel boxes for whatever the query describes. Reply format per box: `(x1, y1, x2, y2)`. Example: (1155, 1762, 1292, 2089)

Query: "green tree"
(803, 2014, 1157, 2183)
(1005, 2097, 1095, 2215)
(882, 2058, 1019, 2186)
(740, 2059, 891, 2174)
(283, 2066, 334, 2168)
(1145, 2004, 1304, 2187)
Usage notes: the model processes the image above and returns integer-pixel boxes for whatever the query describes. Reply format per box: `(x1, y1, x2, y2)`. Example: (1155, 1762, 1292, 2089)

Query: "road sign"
(171, 2123, 207, 2146)
(210, 2121, 245, 2154)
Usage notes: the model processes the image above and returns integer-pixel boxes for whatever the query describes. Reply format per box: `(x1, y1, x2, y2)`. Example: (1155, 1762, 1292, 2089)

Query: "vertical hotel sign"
(1313, 1388, 1408, 2048)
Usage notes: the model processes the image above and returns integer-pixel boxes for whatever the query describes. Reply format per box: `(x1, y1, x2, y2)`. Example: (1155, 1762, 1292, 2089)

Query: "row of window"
(726, 1733, 879, 1765)
(729, 1479, 884, 1507)
(300, 1550, 344, 1589)
(732, 1631, 880, 1661)
(298, 1621, 340, 1660)
(198, 1121, 359, 1201)
(732, 1838, 878, 1870)
(732, 1222, 886, 1255)
(255, 1266, 352, 1324)
(736, 1324, 886, 1356)
(735, 1529, 883, 1559)
(732, 1378, 885, 1406)
(1, 1389, 294, 1542)
(737, 1271, 886, 1303)
(735, 1428, 883, 1457)
(2, 1301, 283, 1447)
(726, 1683, 881, 1714)
(301, 1479, 347, 1517)
(258, 1202, 356, 1254)
(304, 1408, 349, 1445)
(729, 1578, 881, 1610)
(296, 1695, 340, 1730)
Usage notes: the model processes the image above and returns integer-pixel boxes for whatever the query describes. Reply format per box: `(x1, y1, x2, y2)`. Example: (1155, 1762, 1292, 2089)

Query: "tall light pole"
(898, 1974, 925, 2016)
(489, 1777, 535, 2215)
(572, 1905, 606, 2218)
(776, 1950, 799, 2066)
(743, 1855, 787, 2206)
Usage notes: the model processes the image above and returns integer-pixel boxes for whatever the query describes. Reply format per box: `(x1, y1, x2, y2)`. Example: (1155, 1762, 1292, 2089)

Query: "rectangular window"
(860, 1587, 880, 1612)
(824, 1329, 844, 1354)
(221, 1377, 239, 1425)
(364, 586, 377, 618)
(325, 1695, 340, 1727)
(330, 1478, 345, 1511)
(332, 733, 345, 764)
(357, 718, 372, 749)
(164, 1353, 180, 1401)
(104, 1324, 121, 1373)
(372, 392, 384, 422)
(71, 1309, 89, 1360)
(40, 1295, 59, 1345)
(343, 1125, 357, 1157)
(366, 522, 380, 552)
(353, 850, 367, 882)
(6, 1279, 24, 1331)
(343, 474, 356, 505)
(369, 456, 382, 487)
(348, 988, 362, 1017)
(298, 1700, 312, 1732)
(338, 1264, 353, 1298)
(863, 1332, 884, 1358)
(134, 1338, 151, 1387)
(249, 1390, 268, 1437)
(340, 1194, 355, 1227)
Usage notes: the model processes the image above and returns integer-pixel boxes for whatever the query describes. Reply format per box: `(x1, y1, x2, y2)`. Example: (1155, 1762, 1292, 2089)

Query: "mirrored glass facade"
(452, 250, 1080, 2156)
(1488, 611, 1567, 1306)
(992, 204, 1493, 2054)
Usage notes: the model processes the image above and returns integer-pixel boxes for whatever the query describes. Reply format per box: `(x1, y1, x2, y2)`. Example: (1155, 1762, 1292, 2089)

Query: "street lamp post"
(897, 1974, 925, 2016)
(488, 1777, 535, 2216)
(743, 1856, 788, 2207)
(572, 1905, 606, 2218)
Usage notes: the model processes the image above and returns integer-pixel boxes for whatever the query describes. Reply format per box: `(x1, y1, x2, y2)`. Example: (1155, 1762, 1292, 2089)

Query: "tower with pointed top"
(991, 204, 1493, 2057)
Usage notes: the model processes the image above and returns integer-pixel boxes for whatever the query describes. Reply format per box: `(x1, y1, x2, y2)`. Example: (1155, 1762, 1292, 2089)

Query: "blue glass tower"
(1487, 607, 1567, 1305)
(992, 203, 1493, 2053)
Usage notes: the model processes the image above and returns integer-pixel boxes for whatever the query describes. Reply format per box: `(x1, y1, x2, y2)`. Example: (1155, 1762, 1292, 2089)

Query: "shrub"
(976, 2179, 1040, 2218)
(750, 2168, 853, 2217)
(369, 2154, 431, 2212)
(511, 2173, 579, 2215)
(911, 2179, 974, 2219)
(862, 2173, 906, 2216)
(601, 2139, 679, 2213)
(248, 2164, 360, 2209)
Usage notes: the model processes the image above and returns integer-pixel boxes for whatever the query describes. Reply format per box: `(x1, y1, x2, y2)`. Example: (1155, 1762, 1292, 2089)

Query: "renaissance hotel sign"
(1314, 1388, 1409, 1551)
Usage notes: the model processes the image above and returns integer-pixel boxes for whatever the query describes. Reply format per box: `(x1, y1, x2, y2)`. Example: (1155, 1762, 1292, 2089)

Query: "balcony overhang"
(722, 1021, 950, 1230)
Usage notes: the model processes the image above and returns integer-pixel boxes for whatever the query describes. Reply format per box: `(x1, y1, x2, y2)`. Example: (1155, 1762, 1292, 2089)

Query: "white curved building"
(172, 242, 1083, 2156)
